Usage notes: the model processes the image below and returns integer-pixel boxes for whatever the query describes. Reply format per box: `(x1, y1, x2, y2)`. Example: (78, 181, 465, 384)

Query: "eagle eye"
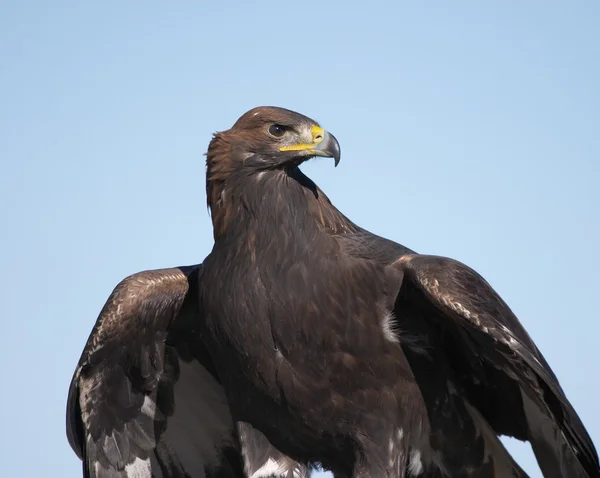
(268, 124, 287, 138)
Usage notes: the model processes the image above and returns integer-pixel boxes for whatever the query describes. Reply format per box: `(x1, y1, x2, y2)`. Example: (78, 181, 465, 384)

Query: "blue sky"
(1, 2, 599, 477)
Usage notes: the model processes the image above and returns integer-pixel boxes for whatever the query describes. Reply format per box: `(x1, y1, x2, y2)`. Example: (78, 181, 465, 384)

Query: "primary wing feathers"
(397, 254, 599, 477)
(67, 266, 307, 478)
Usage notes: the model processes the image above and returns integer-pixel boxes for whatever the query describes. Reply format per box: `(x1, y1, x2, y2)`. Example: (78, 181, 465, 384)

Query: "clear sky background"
(1, 2, 598, 477)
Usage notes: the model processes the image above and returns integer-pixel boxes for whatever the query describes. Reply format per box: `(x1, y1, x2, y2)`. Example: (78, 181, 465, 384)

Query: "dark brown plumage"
(66, 265, 309, 477)
(67, 106, 599, 478)
(198, 106, 599, 477)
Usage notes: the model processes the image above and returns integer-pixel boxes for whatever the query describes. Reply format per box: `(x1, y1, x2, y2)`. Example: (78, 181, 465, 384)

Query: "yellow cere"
(279, 125, 325, 153)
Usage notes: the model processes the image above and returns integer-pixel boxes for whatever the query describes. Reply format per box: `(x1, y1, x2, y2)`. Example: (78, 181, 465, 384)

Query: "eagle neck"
(208, 166, 357, 244)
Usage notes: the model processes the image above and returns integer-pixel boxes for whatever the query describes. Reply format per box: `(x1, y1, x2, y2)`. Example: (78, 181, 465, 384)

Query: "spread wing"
(396, 254, 600, 478)
(66, 265, 308, 478)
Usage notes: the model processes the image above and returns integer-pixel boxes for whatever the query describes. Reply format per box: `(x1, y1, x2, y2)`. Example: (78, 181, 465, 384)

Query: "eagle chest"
(201, 244, 394, 396)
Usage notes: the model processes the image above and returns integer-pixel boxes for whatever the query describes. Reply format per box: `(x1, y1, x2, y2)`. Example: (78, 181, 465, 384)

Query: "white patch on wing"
(500, 325, 524, 350)
(379, 308, 430, 356)
(125, 456, 152, 478)
(499, 325, 544, 368)
(162, 359, 234, 475)
(141, 396, 157, 418)
(250, 458, 292, 478)
(452, 301, 473, 320)
(381, 311, 398, 343)
(238, 422, 307, 478)
(386, 428, 407, 472)
(408, 450, 423, 476)
(249, 456, 306, 478)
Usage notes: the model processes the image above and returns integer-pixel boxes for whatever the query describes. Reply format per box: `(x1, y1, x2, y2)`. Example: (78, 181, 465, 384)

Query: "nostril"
(315, 135, 323, 141)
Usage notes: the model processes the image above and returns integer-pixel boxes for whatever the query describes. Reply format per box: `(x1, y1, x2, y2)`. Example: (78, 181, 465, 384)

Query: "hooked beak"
(279, 125, 341, 167)
(312, 129, 341, 167)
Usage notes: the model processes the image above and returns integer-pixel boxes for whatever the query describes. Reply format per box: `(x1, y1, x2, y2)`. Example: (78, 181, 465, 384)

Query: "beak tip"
(311, 129, 341, 166)
(325, 131, 341, 167)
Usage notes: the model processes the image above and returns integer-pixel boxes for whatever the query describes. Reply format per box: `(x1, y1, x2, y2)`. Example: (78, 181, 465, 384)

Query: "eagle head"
(206, 106, 341, 174)
(205, 106, 342, 237)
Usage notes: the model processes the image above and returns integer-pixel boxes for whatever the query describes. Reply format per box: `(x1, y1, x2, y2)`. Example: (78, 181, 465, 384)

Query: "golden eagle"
(67, 106, 599, 478)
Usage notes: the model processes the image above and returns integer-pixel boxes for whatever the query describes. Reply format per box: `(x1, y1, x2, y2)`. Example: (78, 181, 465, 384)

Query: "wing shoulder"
(397, 254, 539, 354)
